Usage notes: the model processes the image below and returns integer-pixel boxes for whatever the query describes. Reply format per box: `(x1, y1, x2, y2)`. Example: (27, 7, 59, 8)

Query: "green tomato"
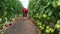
(37, 23, 41, 26)
(2, 32, 4, 34)
(57, 20, 60, 24)
(39, 26, 42, 28)
(36, 14, 39, 18)
(55, 24, 60, 29)
(39, 25, 44, 30)
(36, 21, 42, 26)
(49, 28, 54, 33)
(46, 26, 49, 29)
(41, 27, 44, 30)
(45, 29, 50, 33)
(36, 21, 39, 23)
(51, 29, 54, 32)
(38, 16, 41, 18)
(49, 28, 51, 31)
(57, 0, 60, 6)
(42, 14, 47, 18)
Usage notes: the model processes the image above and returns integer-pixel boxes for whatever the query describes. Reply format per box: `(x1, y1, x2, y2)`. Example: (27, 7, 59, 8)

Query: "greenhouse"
(0, 0, 60, 34)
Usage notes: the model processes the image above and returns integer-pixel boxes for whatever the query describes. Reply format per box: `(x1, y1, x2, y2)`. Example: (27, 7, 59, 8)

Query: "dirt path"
(2, 16, 38, 34)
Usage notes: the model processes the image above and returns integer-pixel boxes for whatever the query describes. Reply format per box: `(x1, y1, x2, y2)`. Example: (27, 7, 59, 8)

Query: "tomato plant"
(0, 0, 23, 29)
(28, 0, 60, 34)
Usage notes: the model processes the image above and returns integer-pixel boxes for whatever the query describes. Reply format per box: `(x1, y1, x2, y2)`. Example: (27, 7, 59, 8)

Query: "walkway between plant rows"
(1, 15, 38, 34)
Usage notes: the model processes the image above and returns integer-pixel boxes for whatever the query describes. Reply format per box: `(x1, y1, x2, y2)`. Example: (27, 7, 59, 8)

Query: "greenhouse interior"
(0, 0, 60, 34)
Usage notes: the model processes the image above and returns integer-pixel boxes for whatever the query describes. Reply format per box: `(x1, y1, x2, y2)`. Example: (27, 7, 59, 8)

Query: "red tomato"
(5, 24, 8, 27)
(8, 23, 12, 26)
(0, 27, 3, 30)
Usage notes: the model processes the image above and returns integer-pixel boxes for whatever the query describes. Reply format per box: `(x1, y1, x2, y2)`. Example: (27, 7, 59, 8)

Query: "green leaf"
(52, 0, 56, 7)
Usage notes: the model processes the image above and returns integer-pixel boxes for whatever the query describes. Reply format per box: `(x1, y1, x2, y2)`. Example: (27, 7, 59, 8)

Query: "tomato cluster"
(28, 0, 60, 34)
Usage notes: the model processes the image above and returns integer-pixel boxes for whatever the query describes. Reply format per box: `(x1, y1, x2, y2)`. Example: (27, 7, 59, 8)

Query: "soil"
(0, 16, 38, 34)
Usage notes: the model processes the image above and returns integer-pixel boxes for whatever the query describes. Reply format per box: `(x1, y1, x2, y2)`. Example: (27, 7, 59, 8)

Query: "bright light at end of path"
(19, 0, 29, 9)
